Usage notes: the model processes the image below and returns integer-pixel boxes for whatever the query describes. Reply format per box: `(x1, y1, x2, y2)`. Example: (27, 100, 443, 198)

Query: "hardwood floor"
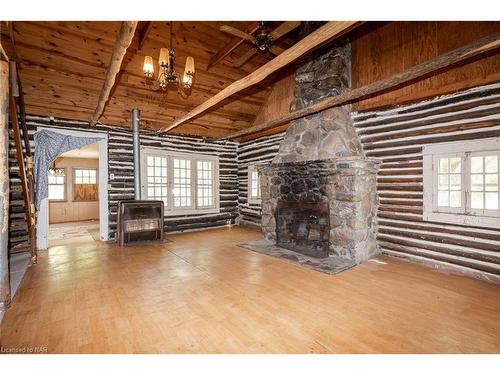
(48, 220, 100, 247)
(1, 226, 499, 353)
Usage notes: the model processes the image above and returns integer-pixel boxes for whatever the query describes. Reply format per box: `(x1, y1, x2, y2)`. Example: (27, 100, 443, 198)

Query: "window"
(173, 158, 192, 208)
(435, 156, 463, 212)
(248, 165, 261, 203)
(74, 168, 97, 184)
(470, 154, 499, 212)
(423, 138, 500, 228)
(145, 156, 168, 205)
(74, 168, 98, 201)
(197, 160, 215, 208)
(140, 149, 219, 215)
(48, 168, 66, 200)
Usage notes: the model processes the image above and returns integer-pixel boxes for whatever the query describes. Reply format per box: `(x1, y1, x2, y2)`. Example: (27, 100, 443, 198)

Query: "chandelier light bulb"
(143, 56, 154, 78)
(159, 48, 169, 67)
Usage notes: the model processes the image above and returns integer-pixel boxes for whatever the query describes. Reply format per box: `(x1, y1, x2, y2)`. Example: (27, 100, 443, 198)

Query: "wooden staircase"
(8, 62, 37, 262)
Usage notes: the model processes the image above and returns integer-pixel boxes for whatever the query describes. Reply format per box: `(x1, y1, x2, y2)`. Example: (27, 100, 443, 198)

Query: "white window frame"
(247, 165, 261, 204)
(423, 137, 500, 229)
(48, 167, 66, 201)
(140, 148, 220, 216)
(74, 168, 98, 185)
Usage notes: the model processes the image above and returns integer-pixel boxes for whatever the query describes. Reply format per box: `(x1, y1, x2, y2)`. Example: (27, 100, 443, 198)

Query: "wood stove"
(117, 200, 164, 246)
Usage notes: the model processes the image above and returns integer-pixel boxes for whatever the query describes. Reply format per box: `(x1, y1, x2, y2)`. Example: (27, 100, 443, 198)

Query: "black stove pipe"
(132, 108, 141, 200)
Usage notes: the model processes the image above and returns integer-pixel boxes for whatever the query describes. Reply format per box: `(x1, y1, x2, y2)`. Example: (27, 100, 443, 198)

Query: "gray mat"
(238, 240, 356, 275)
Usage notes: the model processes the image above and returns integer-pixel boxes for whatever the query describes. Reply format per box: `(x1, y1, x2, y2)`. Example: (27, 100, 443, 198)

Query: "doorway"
(47, 142, 101, 247)
(36, 128, 109, 249)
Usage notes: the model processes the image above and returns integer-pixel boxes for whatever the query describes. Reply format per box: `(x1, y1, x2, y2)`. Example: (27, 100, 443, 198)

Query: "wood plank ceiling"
(6, 21, 300, 138)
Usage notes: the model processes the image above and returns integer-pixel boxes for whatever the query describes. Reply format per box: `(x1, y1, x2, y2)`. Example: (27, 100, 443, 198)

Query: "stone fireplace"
(258, 31, 381, 268)
(260, 157, 379, 264)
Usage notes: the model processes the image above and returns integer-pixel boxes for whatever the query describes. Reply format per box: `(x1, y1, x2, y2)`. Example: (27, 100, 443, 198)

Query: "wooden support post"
(157, 21, 360, 134)
(90, 21, 138, 126)
(0, 60, 11, 312)
(223, 31, 500, 140)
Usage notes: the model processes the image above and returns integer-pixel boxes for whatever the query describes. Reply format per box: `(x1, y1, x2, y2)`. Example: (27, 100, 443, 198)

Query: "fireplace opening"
(276, 200, 330, 258)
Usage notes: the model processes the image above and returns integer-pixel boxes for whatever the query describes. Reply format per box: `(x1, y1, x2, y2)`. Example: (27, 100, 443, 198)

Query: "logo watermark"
(1, 345, 48, 354)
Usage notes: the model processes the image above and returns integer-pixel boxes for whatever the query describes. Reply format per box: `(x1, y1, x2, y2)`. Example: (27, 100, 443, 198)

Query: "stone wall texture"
(273, 43, 363, 164)
(272, 107, 363, 163)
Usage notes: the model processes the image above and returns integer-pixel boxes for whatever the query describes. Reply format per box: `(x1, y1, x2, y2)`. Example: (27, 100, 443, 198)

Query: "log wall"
(237, 132, 284, 225)
(8, 115, 239, 245)
(353, 82, 500, 282)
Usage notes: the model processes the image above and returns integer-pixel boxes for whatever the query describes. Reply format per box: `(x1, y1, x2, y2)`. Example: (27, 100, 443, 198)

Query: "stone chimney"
(259, 36, 381, 265)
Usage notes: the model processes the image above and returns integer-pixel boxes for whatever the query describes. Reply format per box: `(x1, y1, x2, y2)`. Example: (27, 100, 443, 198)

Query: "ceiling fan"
(220, 21, 301, 68)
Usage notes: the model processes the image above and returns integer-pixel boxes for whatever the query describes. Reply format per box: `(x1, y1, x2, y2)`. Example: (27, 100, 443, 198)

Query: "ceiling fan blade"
(268, 21, 301, 41)
(220, 25, 255, 43)
(234, 48, 258, 68)
(268, 45, 285, 56)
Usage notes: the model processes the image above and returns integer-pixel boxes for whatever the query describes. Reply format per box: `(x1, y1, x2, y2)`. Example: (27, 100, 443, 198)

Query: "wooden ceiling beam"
(157, 21, 360, 134)
(90, 21, 138, 126)
(0, 25, 19, 61)
(223, 31, 500, 140)
(12, 21, 301, 137)
(18, 68, 258, 124)
(18, 59, 266, 111)
(14, 41, 272, 102)
(137, 21, 153, 51)
(207, 21, 260, 71)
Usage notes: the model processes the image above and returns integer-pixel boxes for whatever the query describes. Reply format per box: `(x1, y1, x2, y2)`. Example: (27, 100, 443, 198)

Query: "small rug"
(238, 240, 356, 275)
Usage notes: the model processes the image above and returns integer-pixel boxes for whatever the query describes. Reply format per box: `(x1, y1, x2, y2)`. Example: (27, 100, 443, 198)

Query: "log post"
(0, 60, 11, 313)
(90, 21, 138, 126)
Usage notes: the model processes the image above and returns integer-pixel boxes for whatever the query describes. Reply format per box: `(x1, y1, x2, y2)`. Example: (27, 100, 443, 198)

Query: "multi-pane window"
(470, 153, 499, 211)
(145, 156, 168, 205)
(141, 150, 219, 215)
(74, 168, 98, 201)
(437, 157, 462, 209)
(74, 168, 97, 184)
(173, 158, 192, 208)
(248, 165, 261, 203)
(423, 138, 500, 228)
(197, 160, 214, 207)
(48, 168, 66, 200)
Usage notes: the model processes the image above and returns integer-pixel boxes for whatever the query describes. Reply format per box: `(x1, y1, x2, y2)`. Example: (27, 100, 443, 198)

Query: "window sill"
(423, 211, 500, 229)
(163, 207, 220, 217)
(248, 198, 261, 205)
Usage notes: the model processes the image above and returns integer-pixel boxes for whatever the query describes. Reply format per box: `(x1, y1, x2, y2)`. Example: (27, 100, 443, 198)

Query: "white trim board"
(35, 127, 109, 250)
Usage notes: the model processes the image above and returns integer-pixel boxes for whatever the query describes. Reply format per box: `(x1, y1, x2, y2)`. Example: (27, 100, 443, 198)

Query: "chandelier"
(143, 22, 195, 94)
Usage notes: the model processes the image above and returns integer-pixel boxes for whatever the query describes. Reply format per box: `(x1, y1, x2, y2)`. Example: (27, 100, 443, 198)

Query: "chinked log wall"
(237, 132, 284, 225)
(353, 82, 500, 282)
(8, 115, 239, 244)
